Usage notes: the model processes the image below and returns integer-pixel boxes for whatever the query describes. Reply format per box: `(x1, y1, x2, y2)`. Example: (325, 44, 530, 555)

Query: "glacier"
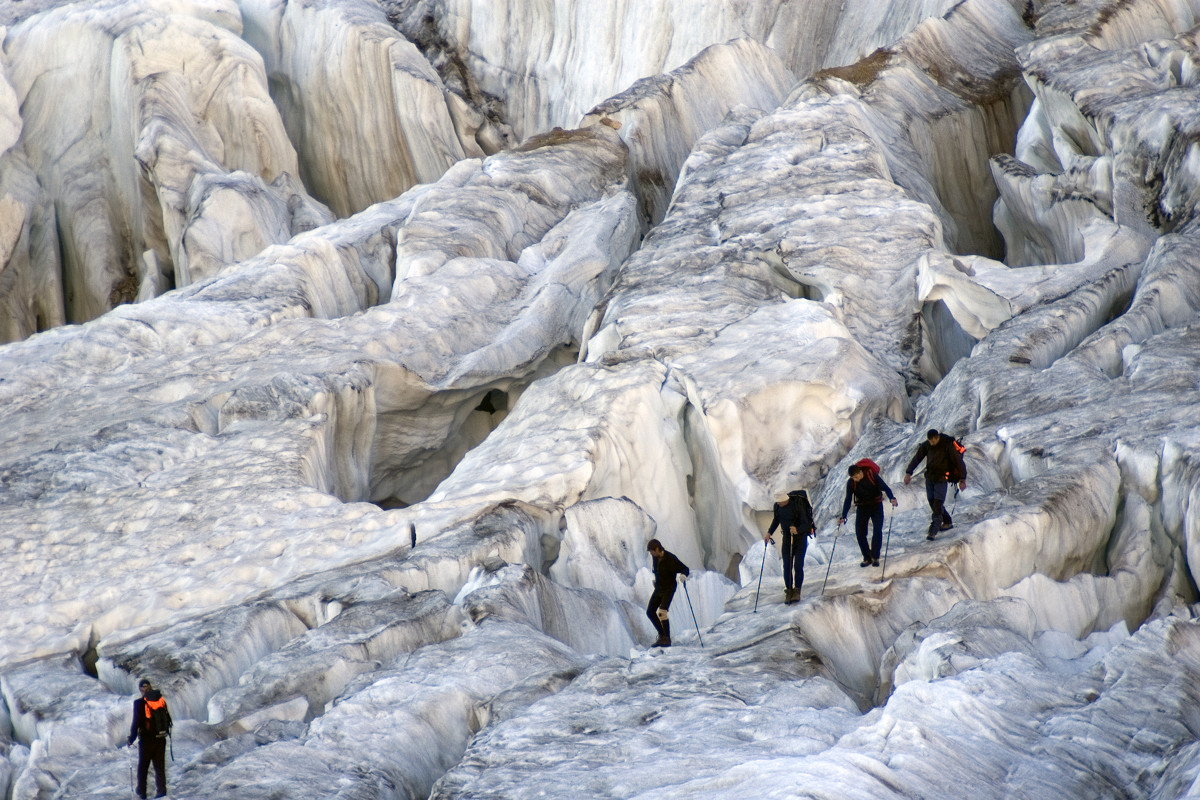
(4, 0, 1200, 798)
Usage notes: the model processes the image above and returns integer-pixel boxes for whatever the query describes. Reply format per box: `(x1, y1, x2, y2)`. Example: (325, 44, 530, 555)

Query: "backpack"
(948, 437, 966, 482)
(854, 458, 881, 485)
(787, 490, 814, 533)
(144, 693, 171, 738)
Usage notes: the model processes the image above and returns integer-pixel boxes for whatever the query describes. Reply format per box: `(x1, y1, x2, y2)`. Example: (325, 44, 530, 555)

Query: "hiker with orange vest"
(127, 678, 172, 799)
(904, 428, 967, 541)
(838, 459, 897, 567)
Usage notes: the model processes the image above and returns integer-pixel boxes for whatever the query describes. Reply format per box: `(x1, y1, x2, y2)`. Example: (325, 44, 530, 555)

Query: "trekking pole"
(753, 538, 770, 613)
(127, 743, 135, 795)
(682, 581, 704, 647)
(821, 522, 840, 596)
(881, 510, 894, 580)
(951, 485, 960, 515)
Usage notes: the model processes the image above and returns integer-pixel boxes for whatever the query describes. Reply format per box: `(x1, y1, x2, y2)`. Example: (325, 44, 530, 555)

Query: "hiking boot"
(651, 636, 668, 648)
(872, 559, 880, 567)
(941, 522, 954, 531)
(926, 532, 937, 541)
(860, 558, 871, 567)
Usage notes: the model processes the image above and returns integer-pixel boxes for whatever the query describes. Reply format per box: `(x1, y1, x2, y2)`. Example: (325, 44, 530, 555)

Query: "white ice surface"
(4, 2, 1200, 799)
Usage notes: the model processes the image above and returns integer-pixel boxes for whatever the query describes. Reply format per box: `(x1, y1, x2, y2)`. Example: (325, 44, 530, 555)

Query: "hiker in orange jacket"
(838, 460, 897, 567)
(127, 679, 172, 799)
(903, 429, 967, 541)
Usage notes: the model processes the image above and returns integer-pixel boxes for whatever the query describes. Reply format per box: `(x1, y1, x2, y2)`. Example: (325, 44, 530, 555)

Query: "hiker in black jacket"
(838, 461, 897, 567)
(127, 679, 172, 799)
(766, 490, 815, 604)
(904, 429, 967, 541)
(646, 538, 690, 647)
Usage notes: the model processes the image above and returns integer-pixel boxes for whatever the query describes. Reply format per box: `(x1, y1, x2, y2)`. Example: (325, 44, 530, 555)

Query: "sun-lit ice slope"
(3, 1, 1200, 798)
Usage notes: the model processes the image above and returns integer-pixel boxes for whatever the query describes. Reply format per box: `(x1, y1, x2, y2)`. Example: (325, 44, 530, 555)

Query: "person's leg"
(926, 481, 947, 538)
(869, 504, 884, 561)
(855, 509, 871, 564)
(657, 589, 675, 645)
(794, 533, 808, 595)
(781, 533, 795, 591)
(646, 595, 664, 640)
(137, 740, 151, 798)
(151, 737, 167, 797)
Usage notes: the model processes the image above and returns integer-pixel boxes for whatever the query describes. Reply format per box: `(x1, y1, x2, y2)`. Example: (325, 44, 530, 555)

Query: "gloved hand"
(903, 474, 912, 485)
(127, 736, 135, 747)
(890, 498, 898, 507)
(679, 573, 687, 583)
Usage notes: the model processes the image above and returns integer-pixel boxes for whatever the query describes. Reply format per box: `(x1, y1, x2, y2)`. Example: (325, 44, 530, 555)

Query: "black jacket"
(651, 549, 690, 594)
(906, 436, 967, 483)
(768, 491, 815, 538)
(129, 691, 172, 744)
(841, 472, 895, 518)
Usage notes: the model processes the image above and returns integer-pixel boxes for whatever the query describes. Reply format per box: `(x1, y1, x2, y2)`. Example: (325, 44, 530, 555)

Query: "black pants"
(646, 588, 675, 638)
(855, 503, 884, 560)
(137, 735, 167, 798)
(925, 481, 952, 535)
(782, 532, 808, 591)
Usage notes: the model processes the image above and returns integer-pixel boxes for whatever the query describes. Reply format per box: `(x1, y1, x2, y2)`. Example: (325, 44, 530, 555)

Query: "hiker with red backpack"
(903, 429, 967, 541)
(838, 459, 898, 567)
(127, 678, 172, 799)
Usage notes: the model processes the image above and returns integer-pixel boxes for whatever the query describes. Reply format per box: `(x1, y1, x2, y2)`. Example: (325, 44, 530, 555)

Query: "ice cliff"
(4, 0, 1200, 798)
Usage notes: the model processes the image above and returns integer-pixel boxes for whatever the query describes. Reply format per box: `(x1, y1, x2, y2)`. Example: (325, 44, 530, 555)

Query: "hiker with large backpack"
(903, 428, 967, 541)
(127, 678, 172, 799)
(646, 539, 690, 647)
(765, 489, 816, 604)
(838, 459, 898, 567)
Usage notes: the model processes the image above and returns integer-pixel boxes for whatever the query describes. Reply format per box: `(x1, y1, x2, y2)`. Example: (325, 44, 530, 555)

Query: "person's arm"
(840, 481, 853, 521)
(953, 439, 968, 488)
(128, 700, 139, 745)
(673, 554, 690, 581)
(879, 475, 898, 506)
(905, 444, 926, 477)
(767, 508, 780, 537)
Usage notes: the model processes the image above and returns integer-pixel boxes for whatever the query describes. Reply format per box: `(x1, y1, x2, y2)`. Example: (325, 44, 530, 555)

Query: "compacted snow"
(3, 0, 1200, 798)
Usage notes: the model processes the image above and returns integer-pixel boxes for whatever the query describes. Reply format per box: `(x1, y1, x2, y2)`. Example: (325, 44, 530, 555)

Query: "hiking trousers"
(782, 532, 808, 591)
(137, 735, 167, 798)
(646, 588, 676, 639)
(925, 480, 952, 535)
(855, 503, 884, 560)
